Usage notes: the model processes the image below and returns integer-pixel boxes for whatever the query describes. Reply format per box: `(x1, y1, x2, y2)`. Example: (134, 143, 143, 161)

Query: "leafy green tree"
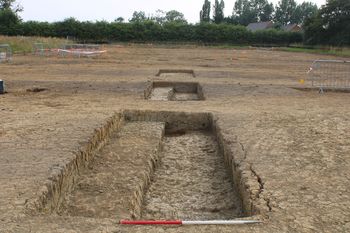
(303, 14, 324, 44)
(232, 0, 243, 17)
(150, 10, 187, 25)
(276, 0, 317, 25)
(18, 21, 54, 37)
(304, 0, 350, 45)
(53, 17, 81, 37)
(2, 18, 303, 45)
(275, 0, 297, 24)
(0, 8, 18, 28)
(232, 0, 274, 25)
(130, 11, 148, 23)
(165, 10, 187, 24)
(150, 9, 165, 24)
(213, 0, 225, 24)
(233, 0, 256, 25)
(259, 1, 274, 21)
(291, 2, 318, 24)
(250, 0, 274, 22)
(0, 0, 22, 12)
(200, 0, 211, 23)
(115, 17, 124, 23)
(0, 0, 22, 34)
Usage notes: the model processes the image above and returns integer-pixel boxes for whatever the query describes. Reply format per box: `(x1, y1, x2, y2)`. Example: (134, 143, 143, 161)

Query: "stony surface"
(172, 92, 200, 101)
(149, 87, 174, 100)
(142, 131, 242, 220)
(0, 45, 349, 232)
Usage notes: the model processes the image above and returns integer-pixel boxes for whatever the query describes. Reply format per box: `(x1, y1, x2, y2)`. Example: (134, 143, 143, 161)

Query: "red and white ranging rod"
(120, 219, 261, 225)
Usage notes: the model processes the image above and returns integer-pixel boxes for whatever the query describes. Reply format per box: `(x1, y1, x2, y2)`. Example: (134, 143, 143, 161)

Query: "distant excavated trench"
(145, 82, 204, 101)
(156, 69, 196, 77)
(27, 110, 263, 221)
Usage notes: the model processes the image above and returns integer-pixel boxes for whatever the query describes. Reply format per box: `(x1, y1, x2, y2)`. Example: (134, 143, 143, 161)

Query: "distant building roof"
(282, 24, 302, 32)
(246, 21, 274, 32)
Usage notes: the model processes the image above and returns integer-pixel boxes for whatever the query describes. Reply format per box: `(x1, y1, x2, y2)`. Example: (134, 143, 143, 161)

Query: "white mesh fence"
(308, 60, 350, 92)
(32, 43, 106, 58)
(0, 44, 12, 62)
(33, 43, 56, 56)
(58, 44, 106, 58)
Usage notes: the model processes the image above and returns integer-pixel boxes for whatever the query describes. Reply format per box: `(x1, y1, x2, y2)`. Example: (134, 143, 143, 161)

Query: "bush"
(0, 19, 303, 45)
(252, 29, 303, 45)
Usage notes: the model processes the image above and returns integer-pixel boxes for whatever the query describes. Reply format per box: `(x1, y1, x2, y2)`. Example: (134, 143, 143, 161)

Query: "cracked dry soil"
(142, 131, 243, 220)
(0, 45, 350, 232)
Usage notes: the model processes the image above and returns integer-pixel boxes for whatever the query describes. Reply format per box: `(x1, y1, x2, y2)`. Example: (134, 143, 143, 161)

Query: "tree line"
(200, 0, 318, 26)
(0, 18, 302, 45)
(0, 0, 349, 46)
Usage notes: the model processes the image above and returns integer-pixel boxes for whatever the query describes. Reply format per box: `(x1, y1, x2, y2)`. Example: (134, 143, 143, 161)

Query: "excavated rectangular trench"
(145, 82, 204, 101)
(141, 130, 242, 220)
(156, 69, 196, 77)
(29, 110, 259, 221)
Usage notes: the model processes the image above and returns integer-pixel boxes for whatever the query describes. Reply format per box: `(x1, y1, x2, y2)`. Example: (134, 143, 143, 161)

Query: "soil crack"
(239, 141, 247, 159)
(249, 164, 272, 212)
(249, 164, 264, 197)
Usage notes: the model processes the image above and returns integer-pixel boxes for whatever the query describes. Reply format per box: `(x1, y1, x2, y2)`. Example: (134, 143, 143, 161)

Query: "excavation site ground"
(0, 45, 349, 233)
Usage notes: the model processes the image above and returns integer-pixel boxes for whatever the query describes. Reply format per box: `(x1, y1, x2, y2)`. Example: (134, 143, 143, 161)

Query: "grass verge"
(0, 36, 70, 54)
(277, 46, 350, 57)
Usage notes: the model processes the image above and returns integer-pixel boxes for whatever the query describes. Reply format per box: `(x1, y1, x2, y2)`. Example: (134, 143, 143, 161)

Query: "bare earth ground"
(0, 45, 350, 232)
(141, 131, 243, 220)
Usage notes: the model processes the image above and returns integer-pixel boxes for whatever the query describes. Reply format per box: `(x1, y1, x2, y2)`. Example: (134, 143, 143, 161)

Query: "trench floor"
(149, 87, 173, 101)
(141, 131, 243, 220)
(58, 122, 164, 219)
(173, 93, 201, 101)
(149, 87, 200, 101)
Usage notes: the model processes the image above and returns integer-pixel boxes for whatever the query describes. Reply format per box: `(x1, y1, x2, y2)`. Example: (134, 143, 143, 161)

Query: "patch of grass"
(277, 46, 350, 57)
(208, 44, 250, 49)
(0, 36, 70, 54)
(115, 41, 250, 50)
(127, 41, 349, 54)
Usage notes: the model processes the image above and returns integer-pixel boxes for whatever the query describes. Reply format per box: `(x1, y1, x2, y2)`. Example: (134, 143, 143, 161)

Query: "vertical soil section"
(58, 122, 165, 219)
(141, 130, 243, 220)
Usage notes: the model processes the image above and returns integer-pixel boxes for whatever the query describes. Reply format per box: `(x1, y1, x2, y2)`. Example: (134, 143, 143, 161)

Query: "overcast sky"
(18, 0, 326, 24)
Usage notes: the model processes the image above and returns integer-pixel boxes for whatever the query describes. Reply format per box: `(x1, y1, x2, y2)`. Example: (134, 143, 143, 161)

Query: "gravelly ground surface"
(141, 131, 242, 220)
(0, 45, 349, 232)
